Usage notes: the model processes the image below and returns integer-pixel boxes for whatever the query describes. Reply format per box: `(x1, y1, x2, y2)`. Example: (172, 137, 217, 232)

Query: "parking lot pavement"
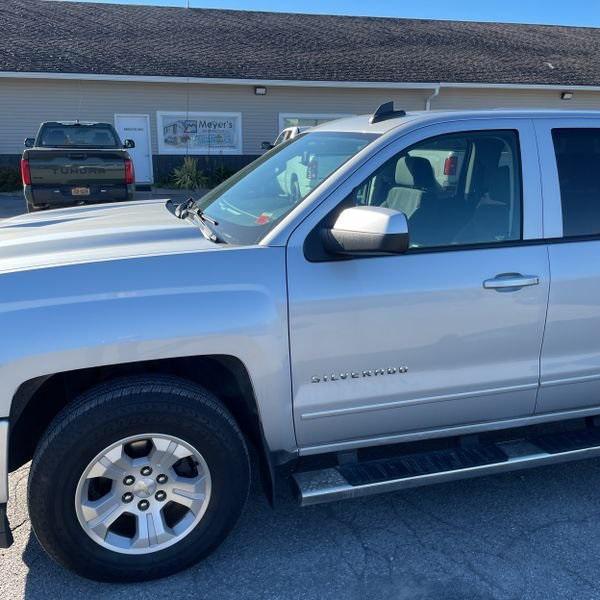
(0, 193, 25, 219)
(4, 459, 600, 600)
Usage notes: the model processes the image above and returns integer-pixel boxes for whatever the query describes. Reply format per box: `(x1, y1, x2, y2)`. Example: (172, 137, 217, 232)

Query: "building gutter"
(0, 72, 436, 89)
(0, 71, 593, 93)
(425, 85, 441, 110)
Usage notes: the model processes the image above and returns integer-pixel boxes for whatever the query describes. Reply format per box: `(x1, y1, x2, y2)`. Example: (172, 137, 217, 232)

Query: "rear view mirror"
(24, 137, 35, 148)
(321, 206, 409, 256)
(123, 139, 135, 149)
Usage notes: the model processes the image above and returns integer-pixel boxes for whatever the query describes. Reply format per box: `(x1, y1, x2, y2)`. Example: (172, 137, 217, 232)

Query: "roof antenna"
(370, 101, 406, 124)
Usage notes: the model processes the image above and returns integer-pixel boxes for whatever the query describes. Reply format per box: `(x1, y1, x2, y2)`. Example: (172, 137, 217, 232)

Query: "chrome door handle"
(483, 274, 540, 290)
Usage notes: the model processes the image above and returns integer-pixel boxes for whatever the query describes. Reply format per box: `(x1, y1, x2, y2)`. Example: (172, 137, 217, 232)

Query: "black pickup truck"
(21, 121, 136, 212)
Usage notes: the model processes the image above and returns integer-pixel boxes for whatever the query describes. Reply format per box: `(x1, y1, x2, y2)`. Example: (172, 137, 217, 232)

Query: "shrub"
(0, 166, 21, 192)
(210, 164, 236, 187)
(170, 157, 208, 191)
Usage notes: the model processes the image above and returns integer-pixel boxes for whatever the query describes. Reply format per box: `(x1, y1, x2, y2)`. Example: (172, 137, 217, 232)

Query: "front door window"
(343, 130, 522, 249)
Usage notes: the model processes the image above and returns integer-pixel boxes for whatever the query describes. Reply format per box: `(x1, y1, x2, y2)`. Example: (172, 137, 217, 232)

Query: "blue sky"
(58, 0, 600, 27)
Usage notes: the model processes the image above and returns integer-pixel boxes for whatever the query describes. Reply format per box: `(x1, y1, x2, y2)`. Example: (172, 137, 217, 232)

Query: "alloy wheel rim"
(75, 433, 211, 555)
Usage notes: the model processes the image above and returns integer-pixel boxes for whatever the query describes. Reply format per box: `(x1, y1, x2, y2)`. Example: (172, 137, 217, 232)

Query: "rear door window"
(552, 128, 600, 237)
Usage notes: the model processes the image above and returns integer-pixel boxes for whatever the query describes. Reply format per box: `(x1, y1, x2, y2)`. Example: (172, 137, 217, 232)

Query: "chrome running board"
(293, 433, 600, 507)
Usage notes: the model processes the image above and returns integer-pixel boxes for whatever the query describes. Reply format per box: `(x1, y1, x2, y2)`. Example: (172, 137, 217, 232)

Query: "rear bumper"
(0, 421, 11, 548)
(25, 184, 135, 210)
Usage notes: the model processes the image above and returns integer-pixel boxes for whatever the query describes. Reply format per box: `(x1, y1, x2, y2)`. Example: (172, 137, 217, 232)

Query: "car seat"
(381, 155, 440, 219)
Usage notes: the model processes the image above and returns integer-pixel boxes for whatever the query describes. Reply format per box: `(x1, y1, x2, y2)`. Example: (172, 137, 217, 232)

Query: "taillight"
(443, 155, 457, 176)
(124, 158, 135, 185)
(307, 157, 318, 180)
(20, 157, 31, 186)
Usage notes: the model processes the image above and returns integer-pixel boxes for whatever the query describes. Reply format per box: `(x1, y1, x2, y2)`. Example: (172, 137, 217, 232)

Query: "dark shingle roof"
(1, 0, 600, 86)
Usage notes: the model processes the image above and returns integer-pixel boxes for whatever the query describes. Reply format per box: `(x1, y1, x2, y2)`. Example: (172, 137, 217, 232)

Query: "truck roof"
(40, 121, 113, 127)
(314, 108, 600, 135)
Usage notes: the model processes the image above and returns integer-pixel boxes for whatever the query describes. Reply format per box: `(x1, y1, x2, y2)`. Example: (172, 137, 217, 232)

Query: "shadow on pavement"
(17, 459, 600, 600)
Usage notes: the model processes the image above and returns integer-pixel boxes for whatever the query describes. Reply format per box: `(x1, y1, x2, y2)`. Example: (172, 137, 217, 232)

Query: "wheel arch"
(8, 355, 281, 504)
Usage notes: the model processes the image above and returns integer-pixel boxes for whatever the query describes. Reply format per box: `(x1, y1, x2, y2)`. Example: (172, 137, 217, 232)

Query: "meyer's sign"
(157, 112, 242, 154)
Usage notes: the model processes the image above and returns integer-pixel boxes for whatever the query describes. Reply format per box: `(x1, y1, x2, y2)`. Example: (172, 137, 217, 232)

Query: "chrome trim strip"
(300, 382, 538, 420)
(0, 421, 8, 504)
(294, 440, 600, 506)
(298, 404, 600, 456)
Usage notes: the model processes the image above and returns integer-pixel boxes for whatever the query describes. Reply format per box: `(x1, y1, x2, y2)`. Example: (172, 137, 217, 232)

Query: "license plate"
(71, 187, 90, 196)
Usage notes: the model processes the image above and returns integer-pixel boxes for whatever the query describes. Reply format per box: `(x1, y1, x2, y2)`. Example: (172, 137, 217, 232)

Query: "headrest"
(395, 155, 437, 190)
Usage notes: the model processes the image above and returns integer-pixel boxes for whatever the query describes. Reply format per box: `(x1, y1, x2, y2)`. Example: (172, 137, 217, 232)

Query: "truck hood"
(0, 199, 222, 273)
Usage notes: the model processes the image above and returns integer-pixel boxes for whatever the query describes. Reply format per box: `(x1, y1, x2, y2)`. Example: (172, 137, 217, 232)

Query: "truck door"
(534, 119, 600, 414)
(286, 119, 550, 450)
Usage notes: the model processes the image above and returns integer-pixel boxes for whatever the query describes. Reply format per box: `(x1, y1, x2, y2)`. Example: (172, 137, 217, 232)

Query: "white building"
(1, 0, 599, 184)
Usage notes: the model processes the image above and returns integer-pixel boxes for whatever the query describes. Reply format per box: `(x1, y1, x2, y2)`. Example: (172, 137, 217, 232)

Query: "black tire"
(28, 375, 250, 582)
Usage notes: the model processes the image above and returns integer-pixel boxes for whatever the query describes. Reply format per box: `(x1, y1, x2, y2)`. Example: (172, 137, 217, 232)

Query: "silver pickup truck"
(2, 105, 600, 582)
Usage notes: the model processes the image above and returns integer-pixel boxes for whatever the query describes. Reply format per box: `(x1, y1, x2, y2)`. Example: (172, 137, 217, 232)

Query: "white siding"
(1, 77, 600, 155)
(0, 78, 428, 154)
(434, 87, 600, 110)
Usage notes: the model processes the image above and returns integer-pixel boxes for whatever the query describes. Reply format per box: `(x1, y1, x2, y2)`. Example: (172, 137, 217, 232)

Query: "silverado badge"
(311, 366, 408, 383)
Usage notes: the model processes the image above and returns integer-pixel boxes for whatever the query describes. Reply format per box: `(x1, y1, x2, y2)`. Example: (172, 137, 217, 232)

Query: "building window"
(157, 111, 242, 155)
(278, 113, 352, 130)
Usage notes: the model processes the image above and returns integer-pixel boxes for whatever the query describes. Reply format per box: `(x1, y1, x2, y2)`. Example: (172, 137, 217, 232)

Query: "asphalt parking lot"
(0, 193, 25, 219)
(5, 458, 600, 600)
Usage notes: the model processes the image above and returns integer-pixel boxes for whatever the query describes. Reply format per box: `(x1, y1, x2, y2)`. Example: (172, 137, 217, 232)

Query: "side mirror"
(261, 141, 274, 151)
(24, 137, 35, 148)
(321, 206, 409, 256)
(123, 139, 135, 149)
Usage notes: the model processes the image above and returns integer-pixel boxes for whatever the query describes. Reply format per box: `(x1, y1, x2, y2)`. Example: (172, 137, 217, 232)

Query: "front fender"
(0, 245, 296, 455)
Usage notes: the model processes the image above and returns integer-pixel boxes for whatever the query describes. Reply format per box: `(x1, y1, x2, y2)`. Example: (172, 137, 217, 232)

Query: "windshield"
(38, 124, 121, 148)
(196, 132, 378, 245)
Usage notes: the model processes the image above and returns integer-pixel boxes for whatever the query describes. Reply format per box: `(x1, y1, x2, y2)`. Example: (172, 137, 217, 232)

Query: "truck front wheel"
(27, 375, 250, 582)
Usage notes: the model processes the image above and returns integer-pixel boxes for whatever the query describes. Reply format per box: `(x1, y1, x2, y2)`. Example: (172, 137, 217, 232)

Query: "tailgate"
(26, 149, 126, 186)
